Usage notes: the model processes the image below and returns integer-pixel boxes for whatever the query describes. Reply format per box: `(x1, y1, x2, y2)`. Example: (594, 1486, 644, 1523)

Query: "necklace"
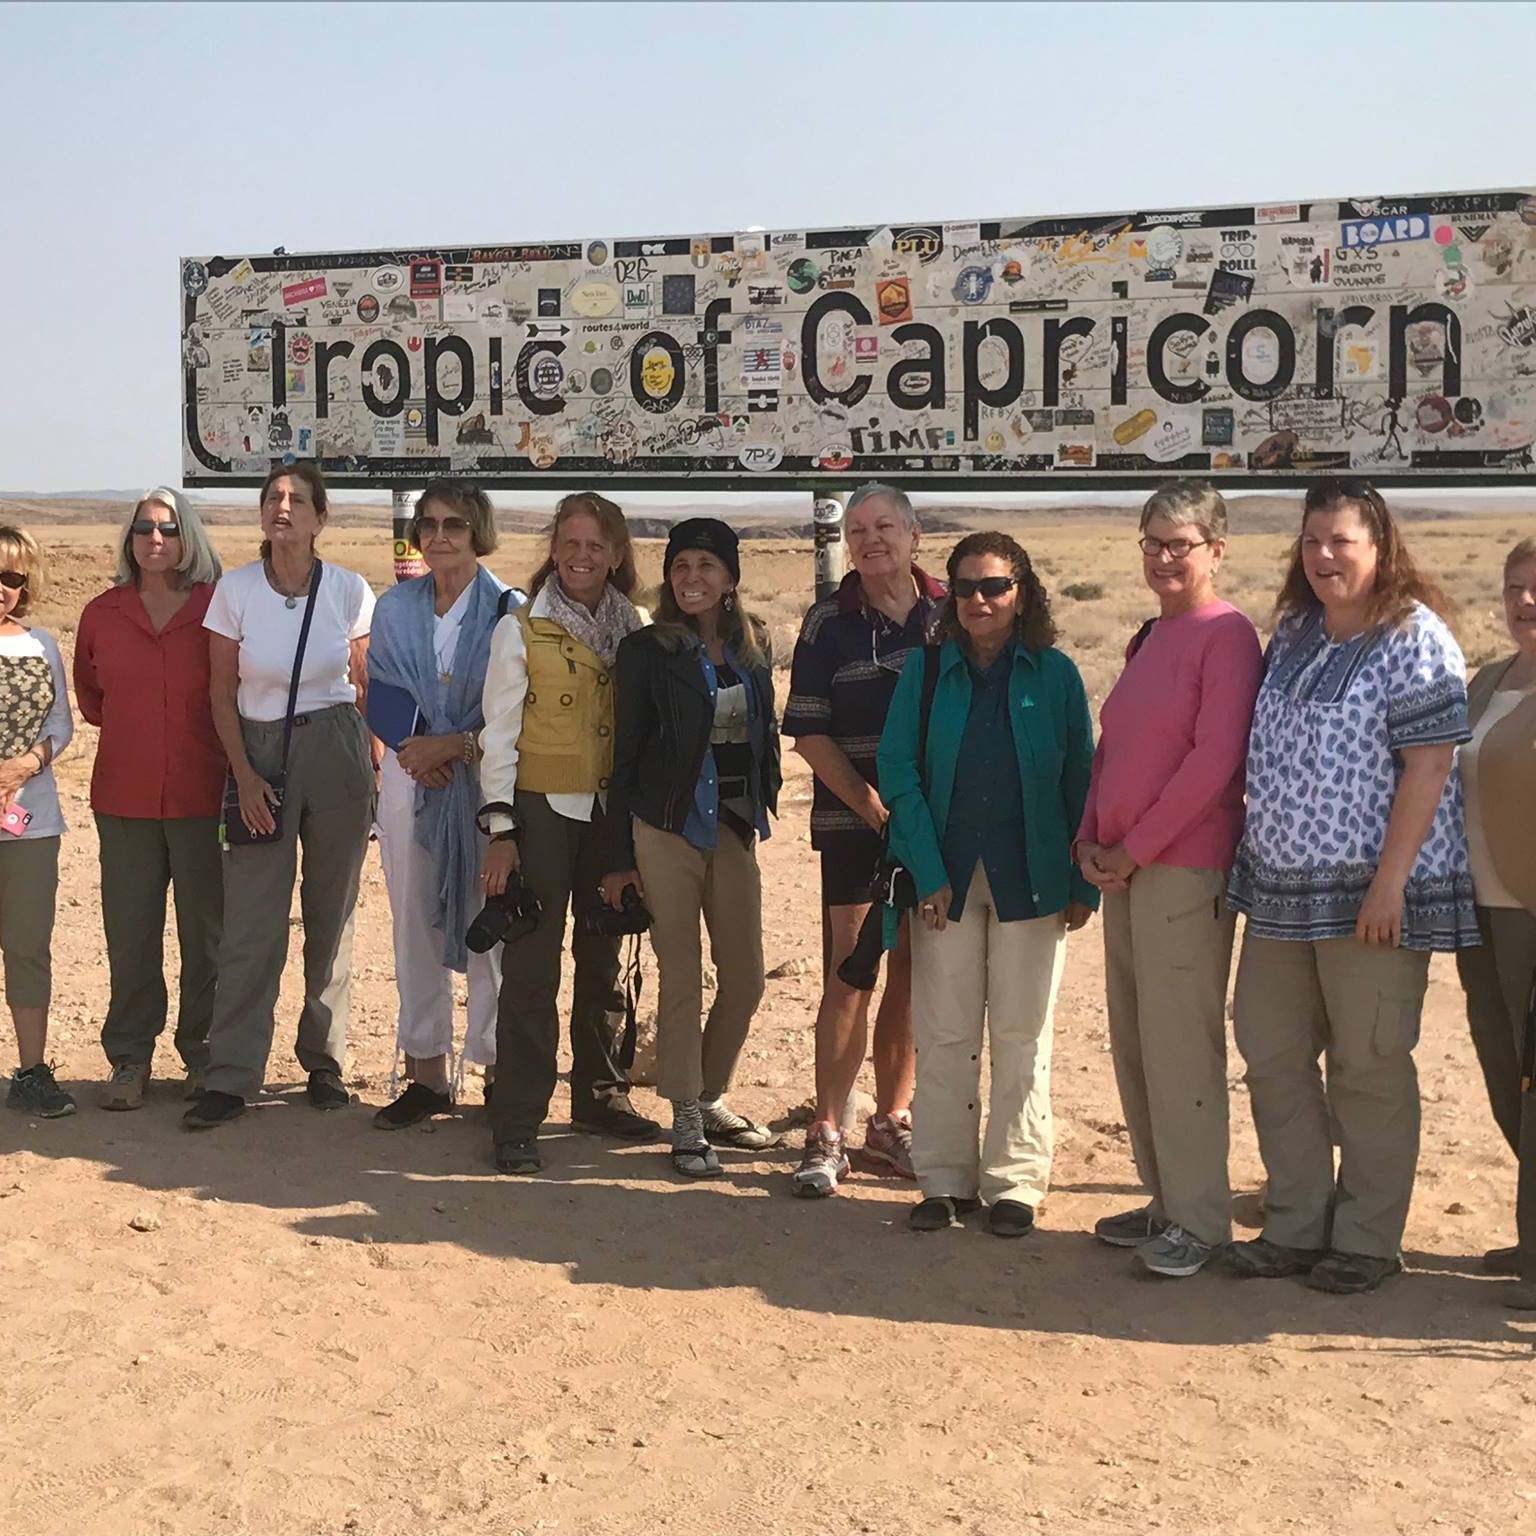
(267, 557, 315, 610)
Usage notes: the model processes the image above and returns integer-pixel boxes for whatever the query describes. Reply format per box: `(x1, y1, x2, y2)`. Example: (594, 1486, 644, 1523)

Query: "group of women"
(0, 467, 1532, 1303)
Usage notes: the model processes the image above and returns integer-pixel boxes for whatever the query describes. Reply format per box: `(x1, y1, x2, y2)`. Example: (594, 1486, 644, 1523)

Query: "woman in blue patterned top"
(1227, 479, 1475, 1295)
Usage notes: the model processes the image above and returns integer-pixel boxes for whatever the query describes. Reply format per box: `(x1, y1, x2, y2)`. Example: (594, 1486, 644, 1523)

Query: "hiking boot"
(182, 1090, 245, 1130)
(862, 1111, 916, 1179)
(7, 1063, 76, 1119)
(100, 1061, 151, 1112)
(1305, 1250, 1403, 1295)
(571, 1094, 660, 1140)
(791, 1122, 849, 1198)
(1094, 1205, 1168, 1249)
(1225, 1236, 1326, 1279)
(307, 1071, 351, 1110)
(909, 1195, 982, 1232)
(494, 1137, 541, 1175)
(373, 1081, 453, 1130)
(1137, 1224, 1218, 1278)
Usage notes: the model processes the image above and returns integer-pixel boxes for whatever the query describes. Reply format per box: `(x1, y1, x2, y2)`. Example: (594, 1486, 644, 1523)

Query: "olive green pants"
(0, 835, 58, 1011)
(96, 814, 224, 1070)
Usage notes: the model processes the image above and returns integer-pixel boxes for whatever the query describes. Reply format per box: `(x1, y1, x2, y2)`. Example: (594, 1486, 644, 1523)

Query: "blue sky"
(2, 0, 1534, 496)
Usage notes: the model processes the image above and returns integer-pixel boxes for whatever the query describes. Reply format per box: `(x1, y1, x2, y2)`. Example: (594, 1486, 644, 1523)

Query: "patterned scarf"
(539, 577, 644, 667)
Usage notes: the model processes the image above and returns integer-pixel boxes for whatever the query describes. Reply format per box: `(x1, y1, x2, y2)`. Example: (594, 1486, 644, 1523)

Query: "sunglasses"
(0, 571, 27, 591)
(416, 516, 472, 538)
(130, 520, 182, 538)
(952, 575, 1018, 601)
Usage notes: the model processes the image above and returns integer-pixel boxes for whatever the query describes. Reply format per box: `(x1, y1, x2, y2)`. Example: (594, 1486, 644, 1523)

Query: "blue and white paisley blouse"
(1227, 602, 1477, 951)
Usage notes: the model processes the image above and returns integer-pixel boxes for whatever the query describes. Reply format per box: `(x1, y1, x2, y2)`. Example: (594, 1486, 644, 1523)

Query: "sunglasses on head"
(130, 520, 181, 538)
(952, 575, 1017, 601)
(0, 572, 27, 591)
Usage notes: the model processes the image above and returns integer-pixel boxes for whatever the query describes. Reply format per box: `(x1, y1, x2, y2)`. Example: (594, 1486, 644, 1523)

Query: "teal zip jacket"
(876, 639, 1099, 945)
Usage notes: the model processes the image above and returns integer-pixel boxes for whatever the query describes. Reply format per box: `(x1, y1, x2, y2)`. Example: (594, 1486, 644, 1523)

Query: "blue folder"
(365, 681, 422, 750)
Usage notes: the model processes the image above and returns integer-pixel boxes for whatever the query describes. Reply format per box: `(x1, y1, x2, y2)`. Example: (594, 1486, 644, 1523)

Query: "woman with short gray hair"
(75, 487, 227, 1109)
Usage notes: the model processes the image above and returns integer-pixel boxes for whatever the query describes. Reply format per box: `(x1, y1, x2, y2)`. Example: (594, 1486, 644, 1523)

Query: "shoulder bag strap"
(279, 561, 325, 773)
(916, 643, 941, 789)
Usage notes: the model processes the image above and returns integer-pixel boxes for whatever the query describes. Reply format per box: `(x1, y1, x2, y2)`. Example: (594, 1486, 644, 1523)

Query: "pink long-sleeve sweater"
(1076, 599, 1263, 872)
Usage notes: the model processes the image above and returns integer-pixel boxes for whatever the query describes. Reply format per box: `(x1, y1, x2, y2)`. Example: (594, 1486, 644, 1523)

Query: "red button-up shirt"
(73, 583, 226, 819)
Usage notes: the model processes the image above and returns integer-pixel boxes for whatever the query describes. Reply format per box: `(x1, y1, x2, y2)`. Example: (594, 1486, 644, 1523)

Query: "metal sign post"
(391, 487, 425, 583)
(813, 491, 846, 601)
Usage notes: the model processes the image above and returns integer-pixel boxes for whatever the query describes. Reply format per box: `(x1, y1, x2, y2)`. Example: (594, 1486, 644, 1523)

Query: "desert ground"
(1, 507, 1535, 1536)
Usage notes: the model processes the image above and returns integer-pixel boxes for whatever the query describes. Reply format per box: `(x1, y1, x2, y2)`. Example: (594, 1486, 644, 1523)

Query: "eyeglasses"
(417, 516, 472, 539)
(0, 571, 27, 591)
(952, 575, 1018, 600)
(1138, 535, 1211, 559)
(130, 520, 181, 538)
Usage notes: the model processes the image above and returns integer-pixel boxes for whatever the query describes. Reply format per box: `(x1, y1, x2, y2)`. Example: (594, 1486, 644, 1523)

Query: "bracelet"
(461, 730, 476, 765)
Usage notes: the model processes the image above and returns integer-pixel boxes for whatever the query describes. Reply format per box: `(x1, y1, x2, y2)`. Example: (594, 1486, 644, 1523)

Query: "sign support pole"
(812, 491, 846, 601)
(392, 486, 425, 583)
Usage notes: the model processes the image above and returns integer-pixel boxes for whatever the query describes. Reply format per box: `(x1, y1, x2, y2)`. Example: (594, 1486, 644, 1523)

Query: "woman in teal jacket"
(877, 531, 1097, 1238)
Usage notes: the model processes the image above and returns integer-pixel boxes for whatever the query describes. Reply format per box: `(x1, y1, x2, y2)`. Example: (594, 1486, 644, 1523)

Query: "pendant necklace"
(268, 557, 314, 609)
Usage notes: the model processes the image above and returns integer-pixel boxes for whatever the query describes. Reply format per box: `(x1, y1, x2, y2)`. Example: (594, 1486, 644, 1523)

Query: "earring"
(722, 591, 736, 613)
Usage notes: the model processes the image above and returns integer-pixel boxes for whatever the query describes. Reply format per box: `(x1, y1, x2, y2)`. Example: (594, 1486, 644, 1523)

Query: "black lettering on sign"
(1225, 310, 1296, 402)
(629, 330, 686, 414)
(424, 335, 475, 446)
(1389, 302, 1462, 400)
(962, 318, 1025, 440)
(314, 339, 354, 419)
(1312, 305, 1376, 398)
(886, 323, 946, 410)
(802, 292, 872, 408)
(1146, 313, 1209, 405)
(515, 340, 566, 417)
(1042, 315, 1095, 408)
(362, 339, 411, 416)
(699, 298, 733, 414)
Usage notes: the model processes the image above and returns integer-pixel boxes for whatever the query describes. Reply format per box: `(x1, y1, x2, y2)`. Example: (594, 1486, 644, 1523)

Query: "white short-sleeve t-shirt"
(204, 560, 376, 721)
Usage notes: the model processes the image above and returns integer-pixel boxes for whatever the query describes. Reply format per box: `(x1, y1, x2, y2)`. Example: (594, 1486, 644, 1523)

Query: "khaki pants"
(97, 814, 224, 1071)
(1103, 866, 1235, 1245)
(1457, 905, 1536, 1279)
(490, 790, 627, 1140)
(910, 864, 1066, 1206)
(633, 817, 764, 1103)
(1234, 932, 1430, 1259)
(0, 835, 58, 1011)
(204, 705, 375, 1101)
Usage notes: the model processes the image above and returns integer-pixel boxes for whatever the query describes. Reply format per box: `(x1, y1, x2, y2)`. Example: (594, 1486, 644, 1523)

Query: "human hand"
(417, 764, 454, 790)
(481, 838, 520, 897)
(396, 734, 460, 779)
(236, 768, 280, 837)
(0, 753, 36, 807)
(1064, 901, 1095, 932)
(1355, 874, 1404, 948)
(918, 885, 953, 932)
(600, 871, 644, 911)
(1094, 843, 1139, 885)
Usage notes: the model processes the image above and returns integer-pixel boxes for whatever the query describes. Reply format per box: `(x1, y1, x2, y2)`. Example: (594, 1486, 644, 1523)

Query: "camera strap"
(617, 933, 644, 1070)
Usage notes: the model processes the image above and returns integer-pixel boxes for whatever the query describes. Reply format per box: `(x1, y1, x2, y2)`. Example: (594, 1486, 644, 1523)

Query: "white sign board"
(181, 188, 1536, 488)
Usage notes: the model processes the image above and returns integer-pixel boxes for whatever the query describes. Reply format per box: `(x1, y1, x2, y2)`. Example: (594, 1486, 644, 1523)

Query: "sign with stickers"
(181, 187, 1536, 488)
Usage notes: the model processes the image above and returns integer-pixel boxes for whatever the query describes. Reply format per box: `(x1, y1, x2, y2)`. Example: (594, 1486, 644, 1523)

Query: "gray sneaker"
(1094, 1206, 1168, 1249)
(7, 1063, 77, 1118)
(100, 1061, 151, 1111)
(1137, 1224, 1217, 1278)
(792, 1122, 849, 1198)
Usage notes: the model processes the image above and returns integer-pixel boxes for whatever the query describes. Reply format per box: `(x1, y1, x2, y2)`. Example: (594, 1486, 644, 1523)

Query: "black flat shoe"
(1225, 1237, 1327, 1279)
(182, 1090, 246, 1130)
(495, 1138, 541, 1175)
(909, 1196, 982, 1232)
(1484, 1244, 1520, 1276)
(571, 1095, 660, 1140)
(986, 1200, 1036, 1238)
(307, 1071, 351, 1110)
(1305, 1250, 1403, 1295)
(372, 1081, 453, 1130)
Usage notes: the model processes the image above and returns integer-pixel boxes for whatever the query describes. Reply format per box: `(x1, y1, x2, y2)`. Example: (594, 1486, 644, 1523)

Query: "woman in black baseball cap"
(601, 519, 782, 1177)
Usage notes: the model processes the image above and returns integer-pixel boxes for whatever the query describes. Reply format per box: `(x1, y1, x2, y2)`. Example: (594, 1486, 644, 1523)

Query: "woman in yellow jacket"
(478, 493, 659, 1173)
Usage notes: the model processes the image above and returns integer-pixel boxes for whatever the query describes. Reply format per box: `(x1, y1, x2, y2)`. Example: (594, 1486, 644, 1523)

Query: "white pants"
(376, 753, 499, 1066)
(910, 864, 1067, 1206)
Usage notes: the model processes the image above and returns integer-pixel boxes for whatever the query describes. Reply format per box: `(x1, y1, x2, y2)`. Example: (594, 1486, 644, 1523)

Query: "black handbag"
(220, 563, 324, 849)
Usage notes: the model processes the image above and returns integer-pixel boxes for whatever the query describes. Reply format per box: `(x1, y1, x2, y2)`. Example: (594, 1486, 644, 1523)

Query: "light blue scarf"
(368, 564, 511, 971)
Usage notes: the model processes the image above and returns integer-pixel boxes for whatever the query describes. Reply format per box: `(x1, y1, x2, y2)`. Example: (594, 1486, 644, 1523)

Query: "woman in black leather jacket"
(601, 518, 782, 1176)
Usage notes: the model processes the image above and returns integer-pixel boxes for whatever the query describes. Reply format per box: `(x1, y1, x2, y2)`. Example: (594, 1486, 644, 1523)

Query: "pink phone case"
(1, 807, 33, 837)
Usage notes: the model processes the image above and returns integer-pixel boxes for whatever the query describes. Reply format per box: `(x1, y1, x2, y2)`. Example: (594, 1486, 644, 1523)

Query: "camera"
(465, 871, 543, 953)
(578, 884, 653, 938)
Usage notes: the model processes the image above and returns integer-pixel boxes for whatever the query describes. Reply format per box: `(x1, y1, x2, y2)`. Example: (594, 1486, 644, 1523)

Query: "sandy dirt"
(1, 518, 1534, 1536)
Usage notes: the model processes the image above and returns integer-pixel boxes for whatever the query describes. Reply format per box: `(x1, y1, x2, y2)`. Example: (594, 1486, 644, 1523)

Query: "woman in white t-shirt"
(365, 480, 513, 1129)
(184, 462, 378, 1130)
(1456, 536, 1536, 1305)
(0, 527, 75, 1119)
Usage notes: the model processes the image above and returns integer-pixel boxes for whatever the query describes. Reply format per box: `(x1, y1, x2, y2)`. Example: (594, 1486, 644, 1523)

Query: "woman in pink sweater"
(1075, 480, 1262, 1278)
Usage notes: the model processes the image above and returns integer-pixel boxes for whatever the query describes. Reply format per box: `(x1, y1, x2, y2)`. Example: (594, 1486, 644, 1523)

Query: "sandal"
(671, 1142, 724, 1179)
(494, 1138, 542, 1175)
(909, 1195, 981, 1232)
(704, 1116, 782, 1151)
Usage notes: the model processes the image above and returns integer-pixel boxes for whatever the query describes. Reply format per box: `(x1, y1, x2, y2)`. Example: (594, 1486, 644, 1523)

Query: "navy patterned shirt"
(783, 568, 946, 847)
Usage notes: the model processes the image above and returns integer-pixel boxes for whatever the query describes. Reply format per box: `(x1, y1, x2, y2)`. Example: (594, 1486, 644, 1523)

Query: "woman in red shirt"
(74, 488, 226, 1109)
